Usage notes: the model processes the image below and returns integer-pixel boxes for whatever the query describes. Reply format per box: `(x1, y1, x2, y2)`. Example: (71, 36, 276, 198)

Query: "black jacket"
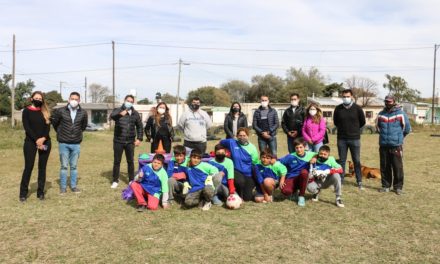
(252, 106, 279, 137)
(281, 106, 305, 136)
(111, 107, 143, 144)
(144, 115, 174, 141)
(223, 112, 248, 138)
(51, 105, 88, 144)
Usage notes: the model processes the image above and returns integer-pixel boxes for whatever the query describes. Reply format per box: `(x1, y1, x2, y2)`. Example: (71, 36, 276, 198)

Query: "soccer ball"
(226, 194, 242, 209)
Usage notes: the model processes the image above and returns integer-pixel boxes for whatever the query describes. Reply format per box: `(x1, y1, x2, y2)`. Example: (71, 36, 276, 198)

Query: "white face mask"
(291, 100, 299, 107)
(157, 108, 165, 114)
(309, 109, 317, 116)
(342, 97, 352, 105)
(261, 101, 269, 108)
(69, 100, 79, 108)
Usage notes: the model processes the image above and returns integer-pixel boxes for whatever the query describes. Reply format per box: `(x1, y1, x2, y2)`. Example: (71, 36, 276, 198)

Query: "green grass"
(0, 124, 439, 263)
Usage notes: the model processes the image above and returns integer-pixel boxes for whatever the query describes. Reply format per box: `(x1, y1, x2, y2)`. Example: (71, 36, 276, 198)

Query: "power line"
(118, 42, 432, 53)
(0, 42, 109, 52)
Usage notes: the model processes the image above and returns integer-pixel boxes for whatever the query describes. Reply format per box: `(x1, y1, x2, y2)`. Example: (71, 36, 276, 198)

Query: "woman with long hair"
(302, 103, 326, 152)
(144, 102, 174, 153)
(20, 91, 51, 201)
(223, 102, 248, 139)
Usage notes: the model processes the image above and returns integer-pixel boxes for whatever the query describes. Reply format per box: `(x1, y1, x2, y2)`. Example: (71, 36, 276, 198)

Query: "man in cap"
(376, 95, 411, 195)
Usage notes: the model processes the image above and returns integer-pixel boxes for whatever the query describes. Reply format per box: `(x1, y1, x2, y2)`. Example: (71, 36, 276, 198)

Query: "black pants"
(151, 135, 172, 153)
(113, 142, 135, 183)
(233, 169, 257, 201)
(184, 140, 207, 154)
(20, 139, 51, 198)
(379, 146, 404, 190)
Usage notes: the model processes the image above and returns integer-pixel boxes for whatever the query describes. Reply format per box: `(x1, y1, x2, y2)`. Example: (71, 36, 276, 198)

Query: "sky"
(0, 0, 439, 101)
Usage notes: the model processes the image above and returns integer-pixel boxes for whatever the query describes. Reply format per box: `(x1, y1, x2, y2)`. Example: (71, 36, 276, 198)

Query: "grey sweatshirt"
(178, 109, 212, 142)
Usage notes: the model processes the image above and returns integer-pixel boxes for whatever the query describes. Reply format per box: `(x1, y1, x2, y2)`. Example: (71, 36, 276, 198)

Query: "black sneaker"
(37, 194, 45, 200)
(71, 187, 81, 193)
(19, 197, 26, 202)
(137, 205, 146, 212)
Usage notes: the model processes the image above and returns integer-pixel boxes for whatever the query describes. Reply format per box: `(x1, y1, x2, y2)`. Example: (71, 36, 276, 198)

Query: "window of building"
(323, 111, 332, 118)
(366, 111, 373, 118)
(91, 110, 108, 124)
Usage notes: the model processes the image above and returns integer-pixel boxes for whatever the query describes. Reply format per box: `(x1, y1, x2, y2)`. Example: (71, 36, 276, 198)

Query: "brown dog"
(347, 161, 381, 179)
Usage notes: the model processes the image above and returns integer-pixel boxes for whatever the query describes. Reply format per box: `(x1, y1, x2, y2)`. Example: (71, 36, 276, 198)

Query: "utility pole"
(176, 58, 190, 121)
(112, 41, 115, 109)
(84, 77, 87, 103)
(59, 81, 66, 99)
(432, 44, 439, 124)
(11, 34, 15, 127)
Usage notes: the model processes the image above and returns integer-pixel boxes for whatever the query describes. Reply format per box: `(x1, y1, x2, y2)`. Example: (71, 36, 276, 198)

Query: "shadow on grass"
(343, 177, 381, 191)
(28, 181, 52, 196)
(100, 170, 130, 185)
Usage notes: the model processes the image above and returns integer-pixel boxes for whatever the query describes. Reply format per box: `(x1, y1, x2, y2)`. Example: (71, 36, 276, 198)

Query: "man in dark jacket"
(376, 95, 411, 195)
(224, 102, 248, 139)
(333, 89, 366, 189)
(252, 95, 279, 155)
(51, 92, 88, 194)
(281, 93, 305, 153)
(110, 95, 143, 189)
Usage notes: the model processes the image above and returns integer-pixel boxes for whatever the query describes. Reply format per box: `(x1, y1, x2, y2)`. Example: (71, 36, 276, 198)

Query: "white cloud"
(0, 0, 439, 100)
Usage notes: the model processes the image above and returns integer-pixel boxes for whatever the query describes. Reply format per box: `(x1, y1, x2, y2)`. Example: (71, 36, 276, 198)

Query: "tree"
(0, 74, 35, 116)
(246, 74, 285, 103)
(89, 83, 110, 103)
(345, 76, 378, 107)
(160, 93, 182, 104)
(323, 82, 344, 97)
(383, 74, 420, 103)
(44, 90, 63, 109)
(186, 86, 231, 106)
(220, 80, 251, 102)
(103, 95, 118, 103)
(137, 98, 152, 104)
(280, 67, 326, 102)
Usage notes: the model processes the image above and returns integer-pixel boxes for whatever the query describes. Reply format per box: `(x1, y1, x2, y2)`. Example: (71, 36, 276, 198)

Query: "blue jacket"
(376, 106, 411, 147)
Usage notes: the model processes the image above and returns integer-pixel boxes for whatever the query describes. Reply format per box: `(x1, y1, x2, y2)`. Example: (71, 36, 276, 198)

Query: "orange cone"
(155, 140, 166, 154)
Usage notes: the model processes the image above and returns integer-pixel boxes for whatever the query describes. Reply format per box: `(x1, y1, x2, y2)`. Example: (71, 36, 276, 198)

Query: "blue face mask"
(124, 102, 133, 109)
(342, 97, 352, 105)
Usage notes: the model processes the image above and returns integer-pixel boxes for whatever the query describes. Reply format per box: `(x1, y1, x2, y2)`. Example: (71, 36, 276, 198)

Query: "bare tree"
(345, 76, 378, 107)
(89, 83, 110, 103)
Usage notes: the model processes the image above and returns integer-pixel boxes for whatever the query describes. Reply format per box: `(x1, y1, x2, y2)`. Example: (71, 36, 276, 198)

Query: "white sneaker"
(111, 182, 118, 189)
(336, 198, 345, 208)
(201, 201, 212, 211)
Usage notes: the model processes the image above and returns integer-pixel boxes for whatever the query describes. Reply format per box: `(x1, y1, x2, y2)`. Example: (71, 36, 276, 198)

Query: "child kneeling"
(307, 145, 344, 208)
(131, 154, 169, 211)
(184, 149, 219, 211)
(255, 149, 287, 203)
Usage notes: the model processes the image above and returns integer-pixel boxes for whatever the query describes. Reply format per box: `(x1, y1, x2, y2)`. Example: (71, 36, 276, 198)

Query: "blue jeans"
(258, 136, 277, 156)
(59, 143, 81, 190)
(308, 142, 323, 153)
(337, 138, 362, 184)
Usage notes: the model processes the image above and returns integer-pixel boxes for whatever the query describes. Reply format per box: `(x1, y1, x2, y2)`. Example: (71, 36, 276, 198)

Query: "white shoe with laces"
(201, 201, 212, 211)
(111, 182, 118, 189)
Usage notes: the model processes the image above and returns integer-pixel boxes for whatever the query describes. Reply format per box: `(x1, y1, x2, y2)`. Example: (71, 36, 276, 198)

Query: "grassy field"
(0, 124, 439, 263)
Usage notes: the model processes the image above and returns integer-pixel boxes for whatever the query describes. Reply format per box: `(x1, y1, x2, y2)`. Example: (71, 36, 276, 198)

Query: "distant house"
(401, 102, 431, 124)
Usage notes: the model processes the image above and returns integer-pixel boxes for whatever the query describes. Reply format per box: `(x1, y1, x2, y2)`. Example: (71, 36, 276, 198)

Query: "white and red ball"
(226, 193, 242, 209)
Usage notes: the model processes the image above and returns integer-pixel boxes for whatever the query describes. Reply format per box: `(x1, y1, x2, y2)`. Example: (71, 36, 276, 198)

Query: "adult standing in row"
(178, 97, 212, 154)
(333, 89, 366, 189)
(19, 91, 51, 201)
(51, 92, 88, 194)
(252, 95, 279, 156)
(224, 102, 248, 139)
(145, 102, 174, 153)
(376, 95, 411, 195)
(281, 93, 305, 154)
(110, 95, 143, 189)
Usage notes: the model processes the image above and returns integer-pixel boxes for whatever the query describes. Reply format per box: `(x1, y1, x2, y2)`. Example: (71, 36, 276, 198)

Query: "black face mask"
(215, 154, 226, 162)
(232, 108, 240, 113)
(385, 103, 394, 110)
(32, 100, 43, 107)
(191, 104, 200, 111)
(318, 157, 328, 163)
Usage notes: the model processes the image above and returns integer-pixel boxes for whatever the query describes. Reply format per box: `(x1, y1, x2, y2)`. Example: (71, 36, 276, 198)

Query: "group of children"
(129, 137, 345, 212)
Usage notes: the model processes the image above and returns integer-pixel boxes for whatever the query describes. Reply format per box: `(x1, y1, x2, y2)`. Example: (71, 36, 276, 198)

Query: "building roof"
(54, 102, 121, 110)
(307, 96, 384, 107)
